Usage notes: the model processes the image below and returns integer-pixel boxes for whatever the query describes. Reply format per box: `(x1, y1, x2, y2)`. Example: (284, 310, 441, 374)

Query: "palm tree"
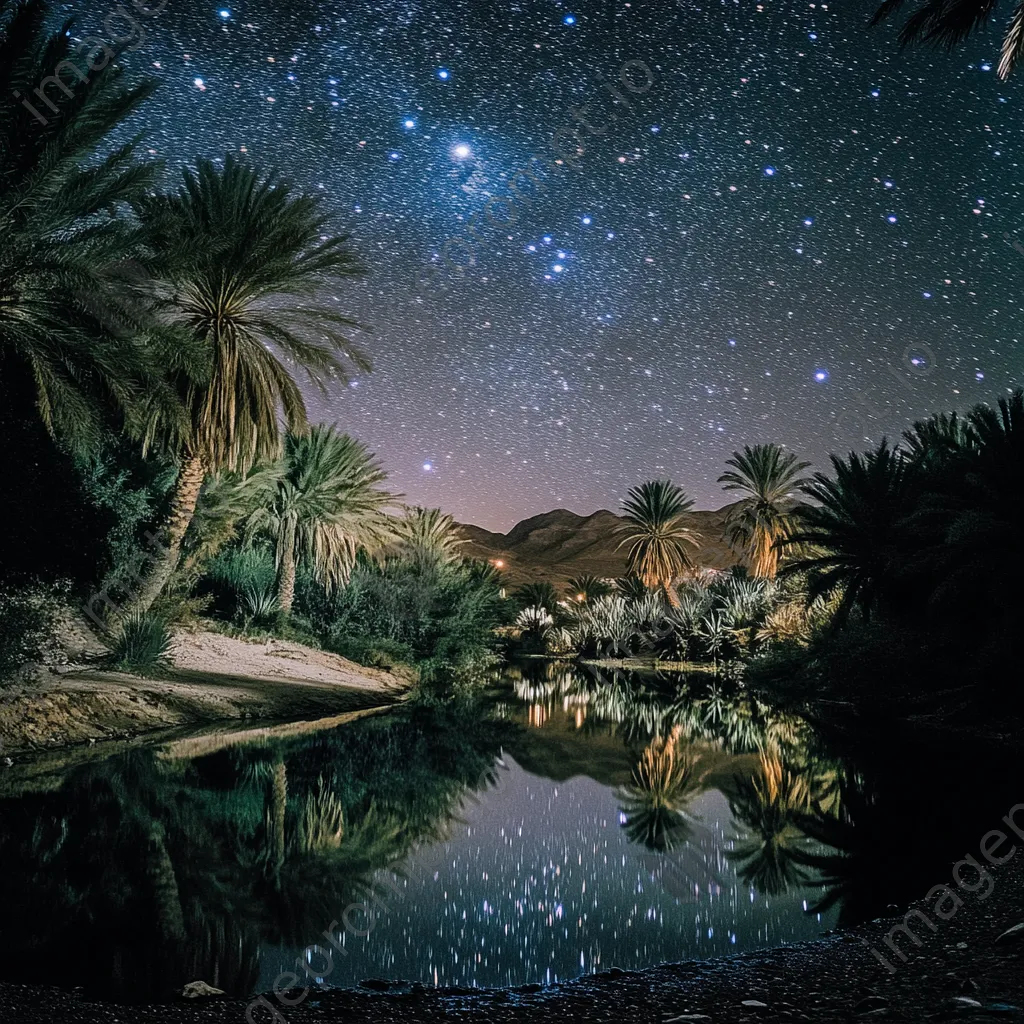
(870, 0, 1024, 80)
(785, 441, 917, 624)
(718, 444, 810, 578)
(127, 156, 370, 615)
(391, 507, 465, 568)
(565, 574, 613, 603)
(513, 581, 560, 614)
(617, 480, 701, 602)
(245, 426, 397, 615)
(0, 0, 165, 446)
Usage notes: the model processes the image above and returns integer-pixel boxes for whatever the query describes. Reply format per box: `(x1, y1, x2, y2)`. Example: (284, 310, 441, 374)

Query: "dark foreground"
(6, 843, 1024, 1024)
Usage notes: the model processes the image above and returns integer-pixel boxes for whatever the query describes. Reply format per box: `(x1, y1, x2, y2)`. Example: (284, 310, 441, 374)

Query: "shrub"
(109, 613, 173, 675)
(0, 583, 65, 679)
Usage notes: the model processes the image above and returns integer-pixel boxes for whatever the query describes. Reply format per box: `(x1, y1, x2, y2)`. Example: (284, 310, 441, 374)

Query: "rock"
(180, 981, 225, 998)
(994, 922, 1024, 945)
(854, 995, 890, 1013)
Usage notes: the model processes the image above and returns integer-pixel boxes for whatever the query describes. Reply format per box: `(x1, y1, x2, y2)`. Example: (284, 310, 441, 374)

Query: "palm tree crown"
(718, 444, 810, 578)
(245, 425, 398, 614)
(0, 0, 161, 447)
(391, 507, 465, 568)
(617, 479, 701, 599)
(870, 0, 1024, 79)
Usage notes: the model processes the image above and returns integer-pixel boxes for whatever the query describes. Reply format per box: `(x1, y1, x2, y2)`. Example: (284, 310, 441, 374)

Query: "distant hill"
(456, 503, 746, 587)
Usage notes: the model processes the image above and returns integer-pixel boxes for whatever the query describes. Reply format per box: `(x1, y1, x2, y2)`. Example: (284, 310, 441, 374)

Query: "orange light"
(493, 559, 504, 568)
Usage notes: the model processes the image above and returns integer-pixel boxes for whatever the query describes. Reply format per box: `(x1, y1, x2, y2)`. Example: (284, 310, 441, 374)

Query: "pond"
(0, 661, 1016, 1002)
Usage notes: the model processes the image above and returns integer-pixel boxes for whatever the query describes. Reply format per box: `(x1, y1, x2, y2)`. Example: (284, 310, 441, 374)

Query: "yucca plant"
(109, 612, 173, 674)
(242, 585, 280, 628)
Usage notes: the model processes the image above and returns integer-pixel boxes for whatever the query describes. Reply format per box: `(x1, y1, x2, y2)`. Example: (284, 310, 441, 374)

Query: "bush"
(301, 556, 507, 686)
(200, 545, 278, 622)
(109, 613, 173, 675)
(0, 583, 66, 679)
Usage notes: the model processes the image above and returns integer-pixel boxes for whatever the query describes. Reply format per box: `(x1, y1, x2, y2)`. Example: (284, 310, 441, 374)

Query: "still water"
(0, 661, 1015, 1002)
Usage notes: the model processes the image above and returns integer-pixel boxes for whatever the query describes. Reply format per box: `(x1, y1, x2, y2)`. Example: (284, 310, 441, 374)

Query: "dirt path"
(0, 628, 412, 756)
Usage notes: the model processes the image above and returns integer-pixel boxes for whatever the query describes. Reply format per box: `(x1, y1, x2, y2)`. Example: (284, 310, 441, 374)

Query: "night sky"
(63, 0, 1023, 529)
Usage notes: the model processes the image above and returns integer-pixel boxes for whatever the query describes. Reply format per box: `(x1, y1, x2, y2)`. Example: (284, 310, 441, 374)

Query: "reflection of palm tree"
(725, 754, 816, 895)
(617, 731, 707, 851)
(300, 775, 345, 854)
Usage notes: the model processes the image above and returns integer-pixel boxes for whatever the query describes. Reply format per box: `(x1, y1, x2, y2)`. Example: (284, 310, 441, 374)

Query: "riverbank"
(1, 820, 1022, 1022)
(0, 627, 413, 756)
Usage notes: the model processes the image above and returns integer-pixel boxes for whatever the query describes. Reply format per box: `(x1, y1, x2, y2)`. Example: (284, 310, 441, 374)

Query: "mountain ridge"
(456, 502, 746, 586)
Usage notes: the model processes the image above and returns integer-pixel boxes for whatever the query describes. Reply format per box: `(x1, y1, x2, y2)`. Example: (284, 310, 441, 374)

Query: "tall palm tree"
(127, 157, 370, 615)
(617, 480, 701, 602)
(870, 0, 1024, 80)
(718, 444, 810, 578)
(245, 426, 398, 615)
(391, 506, 465, 568)
(785, 441, 917, 624)
(0, 0, 165, 446)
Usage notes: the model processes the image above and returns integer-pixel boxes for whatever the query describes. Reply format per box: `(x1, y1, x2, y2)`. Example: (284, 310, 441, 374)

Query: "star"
(452, 143, 471, 159)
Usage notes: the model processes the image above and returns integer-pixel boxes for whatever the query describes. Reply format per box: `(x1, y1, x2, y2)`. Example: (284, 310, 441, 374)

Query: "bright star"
(453, 143, 471, 159)
(389, 151, 401, 161)
(403, 118, 415, 129)
(542, 235, 552, 243)
(563, 14, 576, 24)
(803, 218, 813, 226)
(764, 166, 776, 176)
(437, 68, 450, 80)
(218, 8, 230, 17)
(423, 462, 433, 471)
(193, 77, 206, 90)
(814, 370, 829, 382)
(887, 214, 898, 223)
(553, 264, 564, 272)
(582, 216, 591, 225)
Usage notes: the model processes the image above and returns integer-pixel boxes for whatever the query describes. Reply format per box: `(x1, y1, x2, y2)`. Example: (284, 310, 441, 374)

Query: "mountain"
(456, 503, 746, 587)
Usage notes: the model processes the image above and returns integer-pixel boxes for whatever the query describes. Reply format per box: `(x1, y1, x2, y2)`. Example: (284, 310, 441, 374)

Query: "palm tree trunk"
(271, 757, 287, 875)
(277, 518, 297, 615)
(124, 453, 207, 618)
(145, 821, 186, 942)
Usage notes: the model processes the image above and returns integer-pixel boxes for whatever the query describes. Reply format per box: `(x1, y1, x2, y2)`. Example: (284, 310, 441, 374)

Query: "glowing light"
(453, 143, 471, 159)
(218, 8, 230, 17)
(193, 77, 206, 90)
(403, 118, 415, 129)
(887, 214, 898, 223)
(814, 369, 829, 382)
(422, 462, 433, 471)
(582, 216, 591, 224)
(553, 264, 564, 272)
(803, 218, 814, 226)
(437, 68, 450, 80)
(563, 14, 576, 24)
(763, 166, 776, 176)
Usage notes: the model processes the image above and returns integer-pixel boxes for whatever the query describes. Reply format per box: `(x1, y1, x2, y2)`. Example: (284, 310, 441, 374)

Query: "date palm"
(785, 441, 917, 624)
(565, 574, 613, 603)
(718, 444, 810, 578)
(391, 506, 465, 568)
(0, 0, 163, 446)
(870, 0, 1024, 79)
(245, 425, 398, 615)
(617, 480, 700, 602)
(127, 156, 370, 614)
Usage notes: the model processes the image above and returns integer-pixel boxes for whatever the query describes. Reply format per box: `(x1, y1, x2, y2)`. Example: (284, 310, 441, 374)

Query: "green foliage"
(0, 582, 67, 678)
(202, 545, 278, 621)
(108, 613, 173, 675)
(304, 557, 506, 686)
(617, 479, 700, 590)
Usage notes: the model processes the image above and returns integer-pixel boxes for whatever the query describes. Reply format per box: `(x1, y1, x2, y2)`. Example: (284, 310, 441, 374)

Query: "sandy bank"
(0, 627, 412, 756)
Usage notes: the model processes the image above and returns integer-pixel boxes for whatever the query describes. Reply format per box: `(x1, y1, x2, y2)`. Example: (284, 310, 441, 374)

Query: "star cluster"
(66, 0, 1024, 528)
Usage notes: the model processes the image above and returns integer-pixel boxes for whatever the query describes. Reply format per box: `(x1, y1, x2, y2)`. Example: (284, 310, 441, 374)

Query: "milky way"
(60, 0, 1024, 528)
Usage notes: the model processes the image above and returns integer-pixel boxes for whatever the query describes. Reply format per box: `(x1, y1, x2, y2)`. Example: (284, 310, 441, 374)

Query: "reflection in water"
(0, 662, 1016, 1002)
